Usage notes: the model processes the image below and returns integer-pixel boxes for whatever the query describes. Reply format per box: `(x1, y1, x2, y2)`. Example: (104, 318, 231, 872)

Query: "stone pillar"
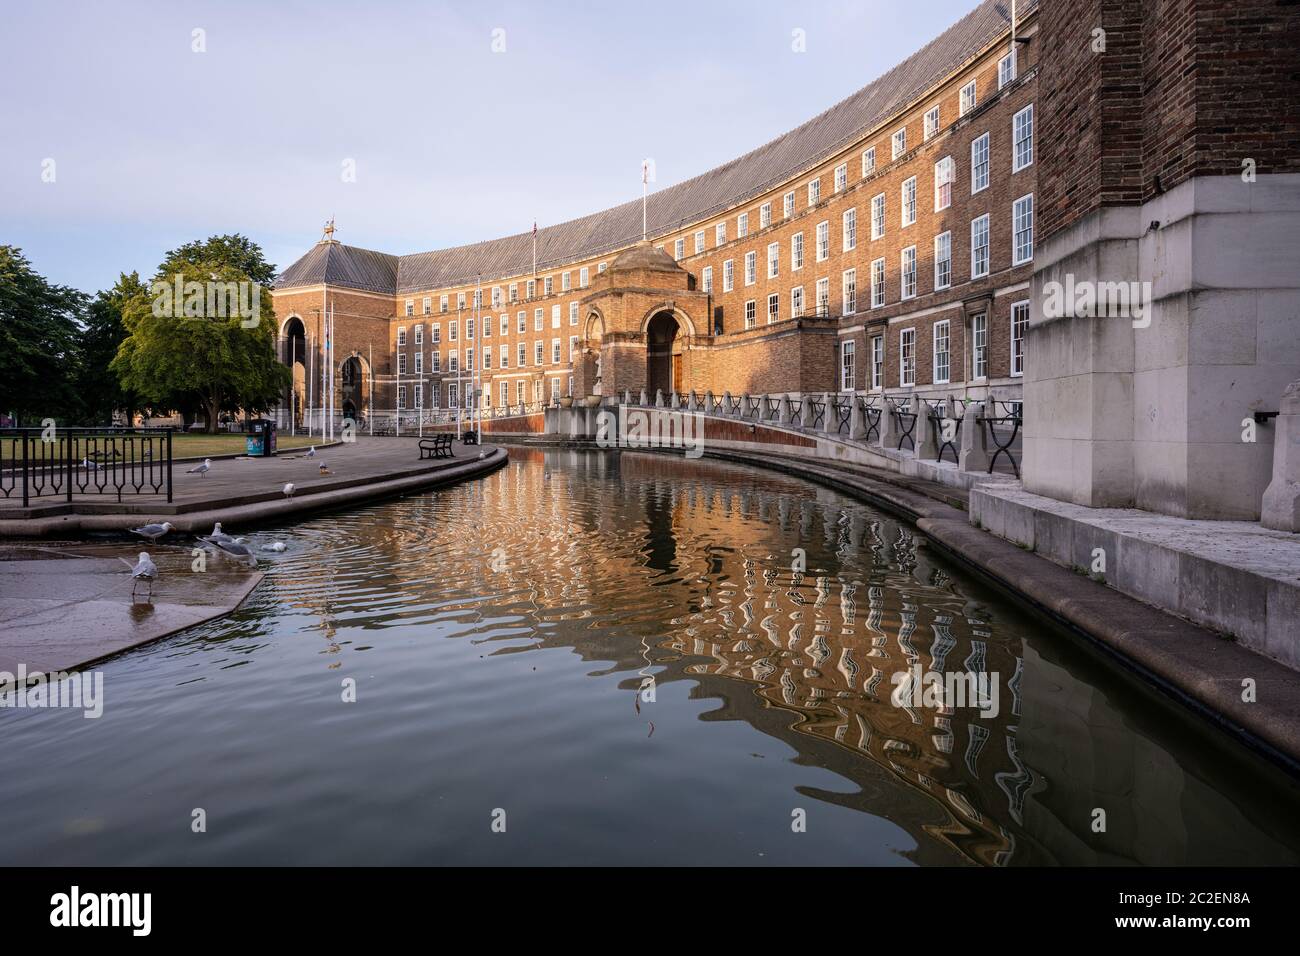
(959, 401, 991, 473)
(723, 391, 733, 416)
(778, 394, 793, 425)
(639, 388, 648, 407)
(1262, 380, 1300, 532)
(821, 392, 835, 435)
(654, 389, 664, 408)
(879, 400, 898, 448)
(850, 397, 868, 441)
(914, 395, 939, 459)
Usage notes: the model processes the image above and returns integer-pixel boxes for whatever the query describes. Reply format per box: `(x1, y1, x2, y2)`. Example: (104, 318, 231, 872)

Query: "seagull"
(261, 541, 287, 553)
(119, 551, 158, 600)
(129, 521, 173, 543)
(81, 458, 101, 470)
(187, 458, 212, 477)
(206, 521, 234, 543)
(305, 446, 316, 458)
(211, 537, 256, 566)
(318, 463, 332, 476)
(283, 482, 295, 498)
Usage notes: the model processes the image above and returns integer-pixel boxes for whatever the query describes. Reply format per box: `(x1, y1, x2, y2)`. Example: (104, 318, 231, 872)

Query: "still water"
(2, 448, 1299, 865)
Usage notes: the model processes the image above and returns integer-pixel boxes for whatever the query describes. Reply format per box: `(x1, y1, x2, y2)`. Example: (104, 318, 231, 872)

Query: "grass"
(0, 431, 319, 465)
(168, 433, 317, 460)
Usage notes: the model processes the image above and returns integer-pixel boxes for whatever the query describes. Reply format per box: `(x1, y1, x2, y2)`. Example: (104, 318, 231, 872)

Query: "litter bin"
(246, 418, 278, 457)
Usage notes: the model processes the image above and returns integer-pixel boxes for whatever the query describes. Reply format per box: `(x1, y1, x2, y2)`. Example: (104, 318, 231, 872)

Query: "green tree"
(112, 257, 288, 433)
(73, 272, 150, 424)
(162, 234, 277, 286)
(0, 245, 85, 425)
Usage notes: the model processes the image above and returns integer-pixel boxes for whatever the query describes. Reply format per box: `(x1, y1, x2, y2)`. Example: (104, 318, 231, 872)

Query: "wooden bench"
(418, 434, 454, 459)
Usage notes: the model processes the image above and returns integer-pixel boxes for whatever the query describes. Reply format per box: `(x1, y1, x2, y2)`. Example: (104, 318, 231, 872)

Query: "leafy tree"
(73, 272, 150, 424)
(161, 234, 277, 286)
(112, 257, 288, 433)
(0, 245, 85, 425)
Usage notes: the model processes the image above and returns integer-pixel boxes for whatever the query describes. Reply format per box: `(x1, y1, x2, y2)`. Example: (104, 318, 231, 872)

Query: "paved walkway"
(0, 438, 506, 536)
(0, 541, 263, 674)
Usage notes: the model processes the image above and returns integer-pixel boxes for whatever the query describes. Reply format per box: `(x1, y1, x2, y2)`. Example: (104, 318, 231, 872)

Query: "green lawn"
(168, 433, 318, 460)
(1, 432, 322, 468)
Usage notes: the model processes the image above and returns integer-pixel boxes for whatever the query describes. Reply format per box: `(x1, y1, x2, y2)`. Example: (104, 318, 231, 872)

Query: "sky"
(1, 0, 982, 294)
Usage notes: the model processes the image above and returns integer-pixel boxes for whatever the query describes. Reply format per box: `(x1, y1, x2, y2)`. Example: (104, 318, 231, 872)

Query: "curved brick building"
(273, 0, 1040, 424)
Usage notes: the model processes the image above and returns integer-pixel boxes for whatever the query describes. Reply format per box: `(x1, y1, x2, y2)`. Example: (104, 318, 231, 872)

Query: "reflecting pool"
(2, 448, 1298, 865)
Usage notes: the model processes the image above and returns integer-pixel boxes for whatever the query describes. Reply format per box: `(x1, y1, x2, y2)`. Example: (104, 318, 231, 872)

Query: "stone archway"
(645, 311, 684, 397)
(282, 316, 307, 428)
(340, 354, 370, 423)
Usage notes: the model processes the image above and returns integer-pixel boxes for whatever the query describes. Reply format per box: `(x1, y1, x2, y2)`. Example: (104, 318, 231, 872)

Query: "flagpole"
(532, 220, 537, 277)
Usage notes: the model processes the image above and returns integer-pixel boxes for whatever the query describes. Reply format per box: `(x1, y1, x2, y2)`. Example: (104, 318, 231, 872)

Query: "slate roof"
(276, 0, 1030, 297)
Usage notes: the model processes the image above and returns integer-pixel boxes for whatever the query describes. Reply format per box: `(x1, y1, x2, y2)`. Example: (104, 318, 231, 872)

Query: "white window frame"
(899, 328, 916, 387)
(715, 222, 727, 246)
(934, 231, 952, 291)
(924, 106, 940, 140)
(861, 146, 876, 177)
(842, 207, 857, 251)
(816, 220, 830, 262)
(871, 334, 884, 390)
(723, 259, 735, 292)
(783, 191, 795, 219)
(1013, 104, 1034, 172)
(737, 211, 749, 238)
(744, 299, 756, 330)
(1013, 193, 1035, 265)
(841, 339, 856, 391)
(766, 292, 779, 324)
(791, 285, 804, 318)
(791, 233, 804, 271)
(933, 319, 950, 384)
(702, 265, 713, 293)
(767, 242, 779, 279)
(901, 246, 917, 300)
(694, 230, 705, 254)
(891, 127, 907, 159)
(971, 214, 990, 279)
(1011, 300, 1029, 377)
(960, 79, 977, 116)
(760, 202, 772, 228)
(934, 156, 954, 212)
(834, 163, 848, 192)
(972, 312, 988, 380)
(744, 250, 757, 285)
(870, 257, 886, 308)
(971, 132, 990, 194)
(842, 268, 857, 315)
(901, 177, 917, 227)
(807, 178, 821, 206)
(998, 49, 1017, 89)
(871, 193, 885, 240)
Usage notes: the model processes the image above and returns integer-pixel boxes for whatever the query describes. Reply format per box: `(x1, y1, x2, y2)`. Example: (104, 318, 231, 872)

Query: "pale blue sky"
(1, 0, 980, 293)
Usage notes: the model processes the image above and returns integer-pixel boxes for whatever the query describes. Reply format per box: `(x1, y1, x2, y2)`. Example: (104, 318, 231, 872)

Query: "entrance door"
(671, 354, 683, 394)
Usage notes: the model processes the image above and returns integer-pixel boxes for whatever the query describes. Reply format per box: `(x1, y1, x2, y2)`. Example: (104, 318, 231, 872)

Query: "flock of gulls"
(119, 444, 329, 603)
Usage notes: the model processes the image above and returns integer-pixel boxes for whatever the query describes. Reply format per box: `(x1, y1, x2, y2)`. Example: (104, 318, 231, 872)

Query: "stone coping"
(970, 482, 1300, 670)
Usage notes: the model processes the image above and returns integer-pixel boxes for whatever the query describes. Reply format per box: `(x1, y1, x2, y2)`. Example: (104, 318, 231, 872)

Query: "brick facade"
(272, 3, 1043, 421)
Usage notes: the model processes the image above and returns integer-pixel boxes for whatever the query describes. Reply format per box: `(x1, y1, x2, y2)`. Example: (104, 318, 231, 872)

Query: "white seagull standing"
(120, 551, 158, 601)
(129, 521, 174, 543)
(206, 521, 234, 543)
(305, 446, 316, 458)
(282, 482, 296, 498)
(187, 458, 213, 478)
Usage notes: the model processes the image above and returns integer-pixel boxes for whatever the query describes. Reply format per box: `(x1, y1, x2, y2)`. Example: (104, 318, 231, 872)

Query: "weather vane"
(322, 216, 336, 240)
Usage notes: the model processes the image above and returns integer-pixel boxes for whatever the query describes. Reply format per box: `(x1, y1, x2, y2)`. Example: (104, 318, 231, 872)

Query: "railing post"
(166, 428, 174, 502)
(66, 427, 73, 502)
(22, 432, 29, 508)
(777, 394, 793, 425)
(879, 398, 898, 448)
(959, 401, 991, 473)
(1262, 378, 1300, 531)
(915, 397, 939, 459)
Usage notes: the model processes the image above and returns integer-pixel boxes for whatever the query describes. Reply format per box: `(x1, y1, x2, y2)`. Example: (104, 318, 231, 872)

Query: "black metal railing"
(858, 397, 882, 443)
(933, 409, 961, 464)
(807, 395, 827, 430)
(894, 408, 917, 451)
(833, 396, 853, 435)
(978, 407, 1022, 477)
(0, 427, 173, 506)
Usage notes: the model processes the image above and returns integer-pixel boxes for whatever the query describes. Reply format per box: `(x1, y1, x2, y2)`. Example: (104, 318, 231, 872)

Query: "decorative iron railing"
(0, 427, 173, 507)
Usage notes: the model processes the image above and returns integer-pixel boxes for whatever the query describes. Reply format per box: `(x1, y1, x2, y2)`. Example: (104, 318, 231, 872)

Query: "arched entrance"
(282, 317, 307, 428)
(341, 355, 367, 423)
(646, 311, 684, 397)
